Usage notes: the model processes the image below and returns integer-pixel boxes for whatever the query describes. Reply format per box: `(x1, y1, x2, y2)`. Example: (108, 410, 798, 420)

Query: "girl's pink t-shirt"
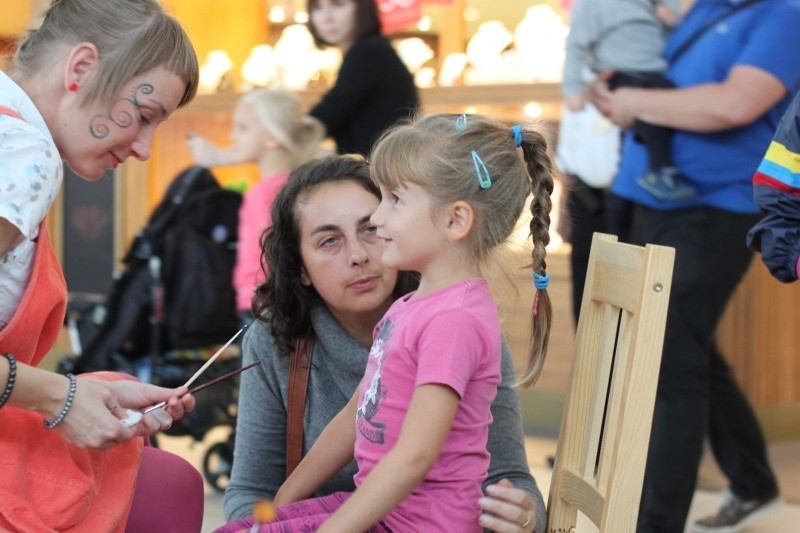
(354, 278, 502, 532)
(232, 172, 290, 311)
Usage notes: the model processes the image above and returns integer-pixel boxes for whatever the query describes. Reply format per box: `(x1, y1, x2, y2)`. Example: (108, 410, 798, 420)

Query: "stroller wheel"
(203, 440, 233, 492)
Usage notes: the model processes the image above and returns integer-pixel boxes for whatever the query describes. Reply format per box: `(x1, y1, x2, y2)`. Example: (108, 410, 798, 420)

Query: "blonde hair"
(370, 113, 556, 387)
(239, 89, 325, 167)
(12, 0, 198, 108)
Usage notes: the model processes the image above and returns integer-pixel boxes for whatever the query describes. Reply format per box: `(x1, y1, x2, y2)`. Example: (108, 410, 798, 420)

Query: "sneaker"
(692, 489, 782, 532)
(636, 166, 697, 201)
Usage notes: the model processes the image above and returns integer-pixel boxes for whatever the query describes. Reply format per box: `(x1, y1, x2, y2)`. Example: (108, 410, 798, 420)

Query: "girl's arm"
(273, 391, 359, 505)
(318, 384, 460, 533)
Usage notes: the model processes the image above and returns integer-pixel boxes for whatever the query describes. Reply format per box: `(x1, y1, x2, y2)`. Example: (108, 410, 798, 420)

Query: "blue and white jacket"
(747, 89, 800, 282)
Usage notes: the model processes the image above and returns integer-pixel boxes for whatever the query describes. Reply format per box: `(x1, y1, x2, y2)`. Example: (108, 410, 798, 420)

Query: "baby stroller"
(59, 166, 243, 491)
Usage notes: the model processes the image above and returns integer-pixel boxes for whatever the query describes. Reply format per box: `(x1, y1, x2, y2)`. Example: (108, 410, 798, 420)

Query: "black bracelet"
(43, 373, 77, 430)
(0, 353, 16, 408)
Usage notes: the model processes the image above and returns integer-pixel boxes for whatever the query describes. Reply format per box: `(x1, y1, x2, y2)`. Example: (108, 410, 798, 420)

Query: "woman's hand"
(478, 479, 538, 533)
(54, 378, 138, 450)
(101, 379, 195, 436)
(55, 378, 194, 450)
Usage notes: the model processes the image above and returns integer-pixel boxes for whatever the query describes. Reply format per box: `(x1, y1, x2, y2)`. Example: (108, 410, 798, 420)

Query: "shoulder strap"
(669, 0, 764, 64)
(286, 337, 314, 478)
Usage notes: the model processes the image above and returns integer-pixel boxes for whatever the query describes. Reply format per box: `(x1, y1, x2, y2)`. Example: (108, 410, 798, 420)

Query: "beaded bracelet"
(44, 373, 77, 430)
(0, 353, 16, 408)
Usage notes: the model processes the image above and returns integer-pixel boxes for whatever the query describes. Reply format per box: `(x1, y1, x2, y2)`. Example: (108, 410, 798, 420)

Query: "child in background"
(215, 113, 556, 532)
(564, 0, 693, 201)
(187, 89, 324, 322)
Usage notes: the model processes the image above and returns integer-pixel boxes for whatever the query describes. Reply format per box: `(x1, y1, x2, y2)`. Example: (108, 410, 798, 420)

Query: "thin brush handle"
(185, 360, 260, 396)
(143, 360, 260, 414)
(183, 325, 247, 389)
(141, 325, 247, 414)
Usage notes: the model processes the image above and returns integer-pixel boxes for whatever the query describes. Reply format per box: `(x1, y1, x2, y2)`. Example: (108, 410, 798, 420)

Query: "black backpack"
(69, 166, 243, 372)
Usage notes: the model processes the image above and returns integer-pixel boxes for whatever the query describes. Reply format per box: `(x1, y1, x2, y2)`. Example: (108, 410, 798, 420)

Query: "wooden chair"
(546, 233, 675, 532)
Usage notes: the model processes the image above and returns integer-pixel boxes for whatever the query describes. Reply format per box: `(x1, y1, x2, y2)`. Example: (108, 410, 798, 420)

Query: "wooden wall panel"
(717, 258, 800, 407)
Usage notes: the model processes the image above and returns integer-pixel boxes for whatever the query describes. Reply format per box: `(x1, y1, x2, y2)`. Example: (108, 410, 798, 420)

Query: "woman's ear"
(300, 266, 312, 286)
(63, 42, 100, 92)
(444, 201, 474, 242)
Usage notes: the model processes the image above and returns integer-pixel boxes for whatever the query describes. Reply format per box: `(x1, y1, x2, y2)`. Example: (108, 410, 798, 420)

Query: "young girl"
(187, 89, 324, 319)
(217, 113, 555, 532)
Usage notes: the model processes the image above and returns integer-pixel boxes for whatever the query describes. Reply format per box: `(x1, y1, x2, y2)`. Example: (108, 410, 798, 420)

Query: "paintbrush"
(120, 360, 261, 427)
(142, 325, 247, 414)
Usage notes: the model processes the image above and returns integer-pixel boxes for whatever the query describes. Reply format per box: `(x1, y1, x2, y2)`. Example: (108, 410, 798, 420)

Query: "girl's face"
(57, 65, 185, 181)
(371, 182, 450, 275)
(310, 0, 358, 49)
(297, 180, 397, 326)
(230, 100, 274, 164)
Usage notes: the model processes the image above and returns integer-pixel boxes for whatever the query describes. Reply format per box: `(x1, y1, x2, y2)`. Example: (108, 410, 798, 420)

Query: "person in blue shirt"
(589, 1, 800, 531)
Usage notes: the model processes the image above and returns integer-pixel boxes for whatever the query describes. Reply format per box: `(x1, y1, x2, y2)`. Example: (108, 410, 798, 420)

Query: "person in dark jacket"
(307, 0, 420, 156)
(747, 89, 800, 282)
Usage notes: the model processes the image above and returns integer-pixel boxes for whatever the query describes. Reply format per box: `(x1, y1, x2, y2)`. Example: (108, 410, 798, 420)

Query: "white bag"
(556, 103, 621, 188)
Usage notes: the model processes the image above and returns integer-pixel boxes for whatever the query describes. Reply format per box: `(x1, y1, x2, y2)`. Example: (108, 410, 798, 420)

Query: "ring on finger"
(520, 511, 533, 529)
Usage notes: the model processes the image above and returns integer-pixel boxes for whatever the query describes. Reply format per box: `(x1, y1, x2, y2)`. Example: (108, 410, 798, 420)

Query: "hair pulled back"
(13, 0, 198, 107)
(370, 113, 555, 386)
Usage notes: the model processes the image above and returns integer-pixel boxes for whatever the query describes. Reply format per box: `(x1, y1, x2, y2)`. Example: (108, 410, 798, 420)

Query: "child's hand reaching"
(186, 132, 228, 167)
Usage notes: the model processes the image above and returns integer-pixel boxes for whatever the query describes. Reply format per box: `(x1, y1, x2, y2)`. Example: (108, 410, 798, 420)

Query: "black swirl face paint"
(89, 83, 154, 139)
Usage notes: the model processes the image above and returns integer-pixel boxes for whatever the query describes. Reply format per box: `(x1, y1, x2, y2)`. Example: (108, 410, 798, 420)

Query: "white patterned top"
(0, 71, 63, 329)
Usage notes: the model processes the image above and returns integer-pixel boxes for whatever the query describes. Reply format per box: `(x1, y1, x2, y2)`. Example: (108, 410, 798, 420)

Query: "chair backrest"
(546, 232, 675, 532)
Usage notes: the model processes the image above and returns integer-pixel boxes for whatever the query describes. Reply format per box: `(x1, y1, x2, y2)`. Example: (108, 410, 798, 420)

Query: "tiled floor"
(156, 428, 800, 532)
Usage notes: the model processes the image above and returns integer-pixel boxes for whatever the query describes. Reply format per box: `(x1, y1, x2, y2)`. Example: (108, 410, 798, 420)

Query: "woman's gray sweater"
(224, 303, 546, 532)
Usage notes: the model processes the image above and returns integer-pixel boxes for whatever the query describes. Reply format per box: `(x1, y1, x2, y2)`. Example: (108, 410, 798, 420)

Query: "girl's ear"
(444, 200, 474, 242)
(63, 42, 100, 92)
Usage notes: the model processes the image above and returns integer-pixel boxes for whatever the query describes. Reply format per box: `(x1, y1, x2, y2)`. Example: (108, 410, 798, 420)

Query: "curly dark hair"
(252, 154, 419, 357)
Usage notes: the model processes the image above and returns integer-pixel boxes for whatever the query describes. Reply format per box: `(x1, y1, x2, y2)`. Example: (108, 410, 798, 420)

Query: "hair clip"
(510, 124, 523, 147)
(533, 272, 550, 290)
(455, 114, 468, 132)
(471, 150, 491, 189)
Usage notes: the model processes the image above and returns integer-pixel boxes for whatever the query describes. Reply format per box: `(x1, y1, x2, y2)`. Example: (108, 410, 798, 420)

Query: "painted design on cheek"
(89, 83, 154, 139)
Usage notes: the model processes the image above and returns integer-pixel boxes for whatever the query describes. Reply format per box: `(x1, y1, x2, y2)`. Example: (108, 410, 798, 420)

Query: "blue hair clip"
(533, 272, 550, 290)
(471, 150, 491, 189)
(455, 114, 468, 132)
(510, 124, 523, 147)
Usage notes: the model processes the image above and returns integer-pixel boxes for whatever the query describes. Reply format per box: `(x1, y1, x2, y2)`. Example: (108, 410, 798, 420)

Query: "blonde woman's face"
(230, 100, 274, 163)
(58, 65, 185, 180)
